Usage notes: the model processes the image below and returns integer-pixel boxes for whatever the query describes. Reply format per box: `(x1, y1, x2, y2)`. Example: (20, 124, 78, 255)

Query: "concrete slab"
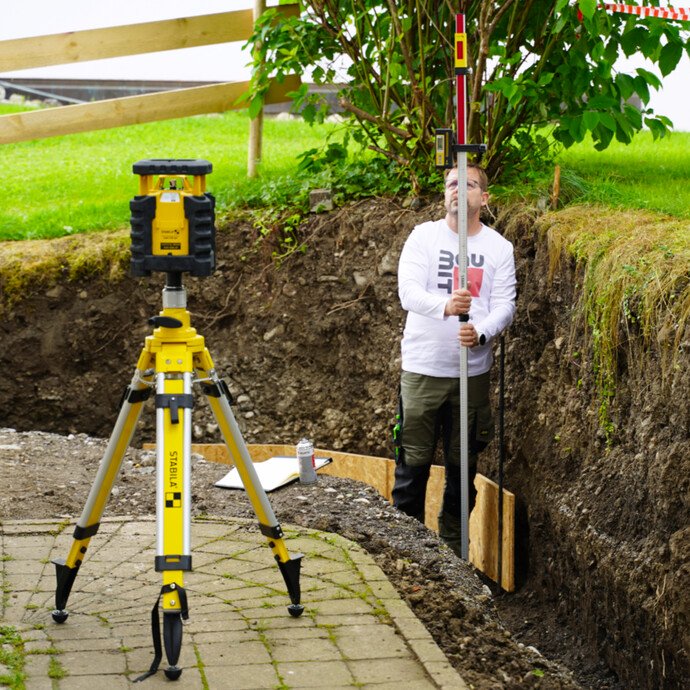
(1, 516, 469, 689)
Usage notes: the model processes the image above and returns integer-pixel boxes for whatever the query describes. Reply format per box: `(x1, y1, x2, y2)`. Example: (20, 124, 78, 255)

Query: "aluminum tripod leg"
(197, 356, 304, 616)
(137, 363, 195, 682)
(51, 361, 154, 622)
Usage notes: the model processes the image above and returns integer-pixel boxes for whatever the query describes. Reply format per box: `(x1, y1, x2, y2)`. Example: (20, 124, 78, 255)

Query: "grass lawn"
(556, 130, 690, 219)
(0, 102, 688, 240)
(0, 107, 339, 240)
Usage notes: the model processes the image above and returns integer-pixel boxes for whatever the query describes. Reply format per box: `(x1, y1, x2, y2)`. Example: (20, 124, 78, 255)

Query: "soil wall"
(499, 213, 689, 689)
(1, 198, 688, 687)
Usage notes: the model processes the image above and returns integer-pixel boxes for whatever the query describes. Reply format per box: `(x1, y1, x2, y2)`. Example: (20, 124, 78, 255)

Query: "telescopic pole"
(497, 335, 505, 588)
(455, 14, 470, 561)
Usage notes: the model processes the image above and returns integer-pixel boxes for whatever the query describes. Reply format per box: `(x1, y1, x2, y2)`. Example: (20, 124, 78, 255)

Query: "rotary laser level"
(51, 159, 304, 682)
(130, 159, 216, 277)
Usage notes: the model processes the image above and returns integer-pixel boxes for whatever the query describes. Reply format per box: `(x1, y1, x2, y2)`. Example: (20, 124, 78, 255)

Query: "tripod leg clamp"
(155, 555, 192, 572)
(120, 385, 153, 407)
(200, 378, 232, 403)
(260, 523, 284, 540)
(155, 394, 193, 424)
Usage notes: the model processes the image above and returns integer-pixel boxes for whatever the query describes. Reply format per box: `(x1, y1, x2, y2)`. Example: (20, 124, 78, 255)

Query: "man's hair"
(444, 164, 488, 192)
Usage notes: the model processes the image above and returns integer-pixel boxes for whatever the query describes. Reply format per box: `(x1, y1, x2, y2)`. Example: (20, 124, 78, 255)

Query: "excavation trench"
(0, 198, 687, 689)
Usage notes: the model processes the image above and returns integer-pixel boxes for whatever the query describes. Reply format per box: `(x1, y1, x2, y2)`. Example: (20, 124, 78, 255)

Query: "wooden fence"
(0, 5, 299, 146)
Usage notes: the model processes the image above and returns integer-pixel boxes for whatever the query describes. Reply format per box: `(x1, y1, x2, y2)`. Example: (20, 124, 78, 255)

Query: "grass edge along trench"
(537, 204, 689, 434)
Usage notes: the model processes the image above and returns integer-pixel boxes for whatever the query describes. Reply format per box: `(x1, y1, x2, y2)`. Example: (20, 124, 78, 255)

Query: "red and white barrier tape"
(601, 4, 690, 21)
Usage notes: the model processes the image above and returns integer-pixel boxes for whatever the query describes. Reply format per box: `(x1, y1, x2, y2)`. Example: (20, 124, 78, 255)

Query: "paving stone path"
(1, 517, 468, 689)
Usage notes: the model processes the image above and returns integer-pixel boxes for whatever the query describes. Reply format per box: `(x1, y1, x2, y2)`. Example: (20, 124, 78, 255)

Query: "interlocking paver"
(335, 624, 411, 660)
(1, 516, 467, 689)
(203, 662, 279, 689)
(349, 657, 434, 684)
(269, 637, 342, 663)
(276, 659, 355, 688)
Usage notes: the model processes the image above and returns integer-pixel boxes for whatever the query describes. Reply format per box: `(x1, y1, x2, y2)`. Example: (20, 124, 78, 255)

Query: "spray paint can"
(296, 438, 317, 484)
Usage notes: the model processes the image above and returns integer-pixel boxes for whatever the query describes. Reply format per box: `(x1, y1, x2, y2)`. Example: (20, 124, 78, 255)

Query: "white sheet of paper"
(214, 456, 332, 492)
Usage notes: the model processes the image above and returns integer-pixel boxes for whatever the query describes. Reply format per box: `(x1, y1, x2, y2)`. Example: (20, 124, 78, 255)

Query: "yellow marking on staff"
(455, 33, 467, 68)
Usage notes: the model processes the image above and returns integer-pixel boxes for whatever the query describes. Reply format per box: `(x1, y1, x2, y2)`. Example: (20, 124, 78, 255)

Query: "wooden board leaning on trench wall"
(191, 443, 515, 591)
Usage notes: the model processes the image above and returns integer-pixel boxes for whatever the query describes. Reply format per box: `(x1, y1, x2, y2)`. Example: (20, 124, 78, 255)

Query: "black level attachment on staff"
(130, 158, 216, 278)
(434, 129, 487, 169)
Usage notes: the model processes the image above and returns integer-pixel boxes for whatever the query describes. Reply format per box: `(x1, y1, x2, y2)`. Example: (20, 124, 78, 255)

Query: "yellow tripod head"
(130, 159, 215, 278)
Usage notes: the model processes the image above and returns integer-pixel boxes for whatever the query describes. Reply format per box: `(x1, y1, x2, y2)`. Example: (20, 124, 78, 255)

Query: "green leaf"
(288, 83, 310, 100)
(553, 127, 575, 148)
(620, 27, 648, 57)
(614, 111, 633, 143)
(248, 94, 264, 120)
(312, 65, 325, 83)
(633, 76, 650, 104)
(578, 0, 597, 20)
(599, 112, 617, 132)
(587, 94, 618, 110)
(615, 73, 635, 101)
(604, 40, 618, 65)
(568, 116, 586, 142)
(302, 103, 317, 124)
(659, 41, 683, 77)
(582, 111, 600, 131)
(636, 68, 662, 90)
(644, 117, 669, 140)
(623, 103, 643, 130)
(593, 124, 614, 151)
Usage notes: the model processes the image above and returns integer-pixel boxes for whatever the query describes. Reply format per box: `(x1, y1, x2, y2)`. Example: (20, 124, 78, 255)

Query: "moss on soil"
(538, 204, 689, 388)
(0, 230, 130, 311)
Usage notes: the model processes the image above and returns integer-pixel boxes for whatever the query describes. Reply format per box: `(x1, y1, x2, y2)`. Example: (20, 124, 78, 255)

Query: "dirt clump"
(1, 196, 688, 689)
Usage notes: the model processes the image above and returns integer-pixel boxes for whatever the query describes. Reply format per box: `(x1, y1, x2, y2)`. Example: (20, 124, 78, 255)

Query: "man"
(392, 164, 516, 557)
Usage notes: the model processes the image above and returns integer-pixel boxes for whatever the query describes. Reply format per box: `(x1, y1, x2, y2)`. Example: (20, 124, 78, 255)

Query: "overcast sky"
(0, 0, 688, 131)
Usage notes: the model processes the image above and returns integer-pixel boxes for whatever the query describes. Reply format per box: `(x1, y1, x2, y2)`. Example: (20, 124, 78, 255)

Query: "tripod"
(50, 272, 304, 681)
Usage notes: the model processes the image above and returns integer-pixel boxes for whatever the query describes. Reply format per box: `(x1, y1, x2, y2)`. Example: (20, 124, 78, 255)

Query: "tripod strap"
(134, 583, 189, 682)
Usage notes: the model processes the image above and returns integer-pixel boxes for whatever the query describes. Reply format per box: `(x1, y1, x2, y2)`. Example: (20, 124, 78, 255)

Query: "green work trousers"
(392, 370, 493, 556)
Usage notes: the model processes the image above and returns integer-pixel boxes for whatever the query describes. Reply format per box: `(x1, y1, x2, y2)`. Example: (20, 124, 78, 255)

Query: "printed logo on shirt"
(437, 249, 484, 296)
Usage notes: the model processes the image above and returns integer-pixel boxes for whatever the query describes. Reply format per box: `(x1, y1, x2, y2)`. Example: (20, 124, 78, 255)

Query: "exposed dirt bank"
(1, 197, 687, 688)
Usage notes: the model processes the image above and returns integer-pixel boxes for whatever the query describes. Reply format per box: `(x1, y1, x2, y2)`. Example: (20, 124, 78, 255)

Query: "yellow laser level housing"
(130, 159, 215, 277)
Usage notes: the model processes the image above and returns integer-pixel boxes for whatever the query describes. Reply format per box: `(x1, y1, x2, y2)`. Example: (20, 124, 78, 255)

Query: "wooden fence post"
(247, 0, 266, 179)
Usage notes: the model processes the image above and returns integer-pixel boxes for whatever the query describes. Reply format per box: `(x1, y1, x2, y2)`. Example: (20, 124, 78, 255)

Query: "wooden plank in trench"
(149, 442, 514, 591)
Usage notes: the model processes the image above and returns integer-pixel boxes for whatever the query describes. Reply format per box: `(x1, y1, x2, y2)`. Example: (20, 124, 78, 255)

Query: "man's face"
(444, 168, 488, 216)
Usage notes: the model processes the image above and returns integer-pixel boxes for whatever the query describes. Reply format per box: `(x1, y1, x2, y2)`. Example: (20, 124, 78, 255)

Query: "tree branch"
(338, 97, 413, 139)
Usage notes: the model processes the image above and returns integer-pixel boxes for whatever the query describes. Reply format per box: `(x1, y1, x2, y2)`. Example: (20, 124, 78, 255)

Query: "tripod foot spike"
(277, 554, 303, 609)
(288, 604, 304, 618)
(163, 611, 183, 679)
(164, 666, 182, 681)
(51, 609, 69, 624)
(52, 558, 80, 617)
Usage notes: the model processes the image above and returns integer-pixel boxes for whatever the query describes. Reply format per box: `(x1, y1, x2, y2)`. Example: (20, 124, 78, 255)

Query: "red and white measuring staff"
(601, 4, 690, 21)
(454, 14, 471, 561)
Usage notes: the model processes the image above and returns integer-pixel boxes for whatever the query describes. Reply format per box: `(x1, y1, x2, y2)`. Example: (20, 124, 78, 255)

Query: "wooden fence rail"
(0, 5, 299, 145)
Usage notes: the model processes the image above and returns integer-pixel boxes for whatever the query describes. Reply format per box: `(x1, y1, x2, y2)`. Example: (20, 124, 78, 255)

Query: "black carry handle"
(133, 159, 212, 176)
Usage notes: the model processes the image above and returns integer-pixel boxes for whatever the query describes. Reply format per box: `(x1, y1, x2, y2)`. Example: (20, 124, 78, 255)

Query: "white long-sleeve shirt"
(398, 219, 516, 377)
